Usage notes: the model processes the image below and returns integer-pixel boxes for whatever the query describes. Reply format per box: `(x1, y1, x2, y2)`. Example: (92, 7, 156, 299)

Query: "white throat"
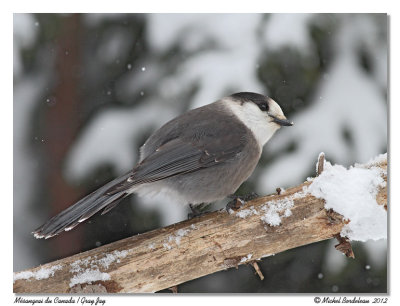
(223, 99, 280, 148)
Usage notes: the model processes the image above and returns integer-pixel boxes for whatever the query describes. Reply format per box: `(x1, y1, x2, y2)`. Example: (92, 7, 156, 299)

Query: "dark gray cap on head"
(230, 92, 270, 110)
(230, 92, 272, 111)
(230, 92, 293, 126)
(230, 92, 270, 108)
(230, 92, 268, 102)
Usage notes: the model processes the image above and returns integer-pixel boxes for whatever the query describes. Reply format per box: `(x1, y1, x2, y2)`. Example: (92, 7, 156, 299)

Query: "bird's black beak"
(270, 115, 294, 126)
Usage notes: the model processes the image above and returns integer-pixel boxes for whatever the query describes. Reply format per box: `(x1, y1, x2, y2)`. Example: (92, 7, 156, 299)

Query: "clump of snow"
(69, 257, 92, 273)
(232, 191, 305, 226)
(159, 227, 195, 251)
(260, 197, 294, 226)
(175, 229, 190, 245)
(240, 254, 253, 263)
(70, 251, 128, 272)
(307, 157, 387, 241)
(357, 153, 387, 169)
(69, 269, 110, 287)
(259, 191, 306, 226)
(236, 206, 259, 219)
(166, 228, 191, 247)
(163, 243, 172, 250)
(13, 264, 63, 283)
(97, 250, 128, 269)
(67, 250, 129, 287)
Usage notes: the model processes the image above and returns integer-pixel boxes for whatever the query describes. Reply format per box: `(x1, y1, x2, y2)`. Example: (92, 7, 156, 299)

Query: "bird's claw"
(226, 192, 259, 211)
(188, 203, 212, 219)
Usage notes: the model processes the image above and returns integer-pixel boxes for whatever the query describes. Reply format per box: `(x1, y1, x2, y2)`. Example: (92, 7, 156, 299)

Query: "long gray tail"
(32, 171, 133, 239)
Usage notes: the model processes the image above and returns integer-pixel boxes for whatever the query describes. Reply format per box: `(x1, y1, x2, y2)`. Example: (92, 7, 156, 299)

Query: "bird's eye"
(258, 103, 269, 112)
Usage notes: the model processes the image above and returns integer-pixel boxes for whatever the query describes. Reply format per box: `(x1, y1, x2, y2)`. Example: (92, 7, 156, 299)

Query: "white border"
(3, 1, 398, 305)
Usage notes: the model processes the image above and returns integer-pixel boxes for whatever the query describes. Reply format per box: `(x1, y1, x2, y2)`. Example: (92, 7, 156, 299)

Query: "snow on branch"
(309, 153, 387, 241)
(13, 153, 387, 293)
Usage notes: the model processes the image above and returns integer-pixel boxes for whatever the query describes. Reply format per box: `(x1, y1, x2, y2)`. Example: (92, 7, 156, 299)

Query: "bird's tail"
(32, 171, 133, 239)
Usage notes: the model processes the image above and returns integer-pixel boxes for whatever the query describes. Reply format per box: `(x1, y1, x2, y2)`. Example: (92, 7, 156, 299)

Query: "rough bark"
(13, 156, 387, 293)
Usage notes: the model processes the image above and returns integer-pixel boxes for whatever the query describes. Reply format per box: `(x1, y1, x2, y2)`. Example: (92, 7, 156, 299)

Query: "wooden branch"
(13, 155, 387, 293)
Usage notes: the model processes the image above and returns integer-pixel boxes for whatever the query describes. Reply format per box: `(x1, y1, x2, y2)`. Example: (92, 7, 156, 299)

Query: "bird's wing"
(33, 115, 249, 239)
(106, 134, 246, 195)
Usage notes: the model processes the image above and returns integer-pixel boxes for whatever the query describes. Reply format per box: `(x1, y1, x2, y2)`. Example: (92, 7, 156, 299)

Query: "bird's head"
(225, 92, 293, 147)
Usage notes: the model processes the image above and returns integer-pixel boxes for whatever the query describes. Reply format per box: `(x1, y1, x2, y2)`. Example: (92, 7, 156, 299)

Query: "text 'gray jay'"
(33, 92, 293, 239)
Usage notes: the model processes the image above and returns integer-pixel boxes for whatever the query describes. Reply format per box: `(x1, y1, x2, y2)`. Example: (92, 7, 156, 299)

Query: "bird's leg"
(226, 192, 259, 211)
(188, 203, 212, 219)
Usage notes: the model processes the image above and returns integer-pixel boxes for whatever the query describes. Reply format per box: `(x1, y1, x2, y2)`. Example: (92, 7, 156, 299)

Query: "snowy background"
(13, 13, 387, 293)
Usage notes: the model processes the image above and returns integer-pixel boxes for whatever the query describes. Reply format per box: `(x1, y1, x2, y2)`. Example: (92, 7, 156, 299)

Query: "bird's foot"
(188, 203, 212, 219)
(226, 192, 259, 211)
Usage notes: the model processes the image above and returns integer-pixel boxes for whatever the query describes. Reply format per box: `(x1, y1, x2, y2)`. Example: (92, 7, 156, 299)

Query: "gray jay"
(33, 92, 293, 239)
